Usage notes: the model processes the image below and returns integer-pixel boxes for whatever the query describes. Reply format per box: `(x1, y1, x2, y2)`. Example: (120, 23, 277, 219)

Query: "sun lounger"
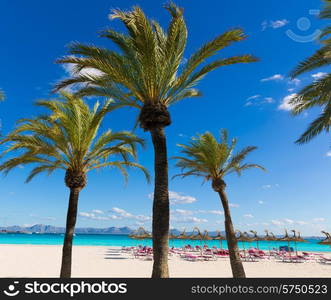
(318, 255, 331, 264)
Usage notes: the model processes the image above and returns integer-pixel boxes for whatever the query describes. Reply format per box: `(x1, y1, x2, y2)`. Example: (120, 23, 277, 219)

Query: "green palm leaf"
(290, 0, 331, 143)
(0, 92, 149, 183)
(173, 130, 265, 182)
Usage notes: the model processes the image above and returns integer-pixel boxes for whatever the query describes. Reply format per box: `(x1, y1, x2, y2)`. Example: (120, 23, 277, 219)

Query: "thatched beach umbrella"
(202, 230, 213, 246)
(176, 229, 190, 248)
(278, 229, 293, 257)
(129, 227, 151, 245)
(213, 230, 226, 249)
(318, 231, 331, 248)
(188, 227, 204, 250)
(291, 230, 307, 255)
(249, 230, 262, 249)
(243, 231, 255, 250)
(236, 230, 252, 257)
(177, 229, 188, 240)
(168, 230, 178, 247)
(263, 230, 278, 256)
(189, 227, 203, 241)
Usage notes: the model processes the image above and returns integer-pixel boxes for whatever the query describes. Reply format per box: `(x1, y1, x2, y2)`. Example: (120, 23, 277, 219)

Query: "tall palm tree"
(289, 0, 331, 143)
(173, 130, 265, 278)
(53, 3, 257, 277)
(0, 92, 149, 278)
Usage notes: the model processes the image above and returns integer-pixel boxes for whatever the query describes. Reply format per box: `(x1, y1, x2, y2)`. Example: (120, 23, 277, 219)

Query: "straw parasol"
(236, 230, 252, 257)
(129, 227, 151, 245)
(187, 227, 204, 252)
(250, 230, 262, 249)
(263, 230, 278, 256)
(168, 230, 178, 247)
(278, 229, 293, 257)
(177, 229, 188, 240)
(290, 230, 307, 255)
(243, 231, 255, 249)
(189, 227, 204, 241)
(212, 230, 226, 249)
(318, 231, 331, 248)
(202, 230, 213, 246)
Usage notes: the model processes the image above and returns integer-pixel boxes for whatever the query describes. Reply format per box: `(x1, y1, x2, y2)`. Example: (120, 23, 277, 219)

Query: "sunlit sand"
(1, 245, 330, 278)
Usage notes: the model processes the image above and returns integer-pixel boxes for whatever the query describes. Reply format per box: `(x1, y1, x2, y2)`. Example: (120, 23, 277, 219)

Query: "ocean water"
(0, 233, 330, 252)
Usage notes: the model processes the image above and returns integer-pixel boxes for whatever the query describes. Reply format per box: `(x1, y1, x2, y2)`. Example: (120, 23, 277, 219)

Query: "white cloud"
(262, 19, 289, 30)
(135, 215, 151, 221)
(261, 74, 284, 82)
(78, 212, 92, 218)
(62, 58, 104, 78)
(247, 95, 261, 101)
(284, 218, 294, 224)
(111, 207, 150, 222)
(111, 207, 133, 218)
(91, 209, 104, 214)
(148, 191, 197, 204)
(109, 215, 121, 220)
(197, 209, 224, 215)
(270, 19, 289, 29)
(169, 191, 197, 204)
(244, 214, 254, 218)
(312, 72, 327, 80)
(60, 58, 104, 93)
(313, 218, 325, 222)
(42, 216, 56, 221)
(262, 184, 272, 189)
(326, 151, 331, 157)
(208, 210, 224, 216)
(258, 200, 264, 205)
(174, 216, 208, 224)
(278, 93, 297, 111)
(296, 220, 308, 225)
(288, 78, 301, 86)
(78, 212, 110, 221)
(245, 95, 274, 107)
(264, 97, 274, 103)
(271, 219, 284, 226)
(229, 203, 240, 208)
(173, 209, 193, 215)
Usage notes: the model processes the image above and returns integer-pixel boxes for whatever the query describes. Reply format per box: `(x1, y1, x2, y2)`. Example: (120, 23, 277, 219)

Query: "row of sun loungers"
(121, 245, 331, 264)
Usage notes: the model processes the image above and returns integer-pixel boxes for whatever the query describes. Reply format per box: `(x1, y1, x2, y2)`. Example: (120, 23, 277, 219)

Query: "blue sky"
(0, 0, 330, 236)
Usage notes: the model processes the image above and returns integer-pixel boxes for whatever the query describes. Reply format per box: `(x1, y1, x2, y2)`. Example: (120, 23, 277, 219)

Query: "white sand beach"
(0, 245, 330, 278)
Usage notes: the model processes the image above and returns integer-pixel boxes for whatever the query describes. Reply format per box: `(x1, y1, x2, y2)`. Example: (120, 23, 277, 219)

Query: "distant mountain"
(0, 224, 133, 234)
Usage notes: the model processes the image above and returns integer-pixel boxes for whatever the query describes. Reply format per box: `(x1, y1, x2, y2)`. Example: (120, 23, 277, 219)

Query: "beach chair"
(318, 255, 331, 264)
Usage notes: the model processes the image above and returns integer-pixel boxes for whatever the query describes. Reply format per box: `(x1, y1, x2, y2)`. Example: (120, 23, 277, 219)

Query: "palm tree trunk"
(217, 190, 246, 278)
(150, 127, 169, 278)
(60, 188, 80, 278)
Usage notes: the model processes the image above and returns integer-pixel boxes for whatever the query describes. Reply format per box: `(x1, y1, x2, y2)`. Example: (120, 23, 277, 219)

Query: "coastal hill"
(0, 225, 226, 236)
(0, 224, 133, 234)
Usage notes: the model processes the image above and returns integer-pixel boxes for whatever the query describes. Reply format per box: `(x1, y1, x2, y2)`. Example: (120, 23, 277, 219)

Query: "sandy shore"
(0, 245, 330, 278)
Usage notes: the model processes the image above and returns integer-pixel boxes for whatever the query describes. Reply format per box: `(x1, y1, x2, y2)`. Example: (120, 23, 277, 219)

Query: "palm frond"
(296, 102, 331, 144)
(54, 3, 255, 124)
(173, 130, 264, 183)
(0, 93, 148, 185)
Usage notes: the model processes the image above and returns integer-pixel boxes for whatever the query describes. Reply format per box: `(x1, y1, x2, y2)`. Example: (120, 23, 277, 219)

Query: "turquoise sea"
(0, 233, 330, 252)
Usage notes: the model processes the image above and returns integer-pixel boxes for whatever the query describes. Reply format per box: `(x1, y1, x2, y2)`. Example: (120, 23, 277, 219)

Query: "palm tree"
(289, 0, 331, 143)
(173, 130, 265, 278)
(0, 92, 149, 278)
(53, 3, 257, 277)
